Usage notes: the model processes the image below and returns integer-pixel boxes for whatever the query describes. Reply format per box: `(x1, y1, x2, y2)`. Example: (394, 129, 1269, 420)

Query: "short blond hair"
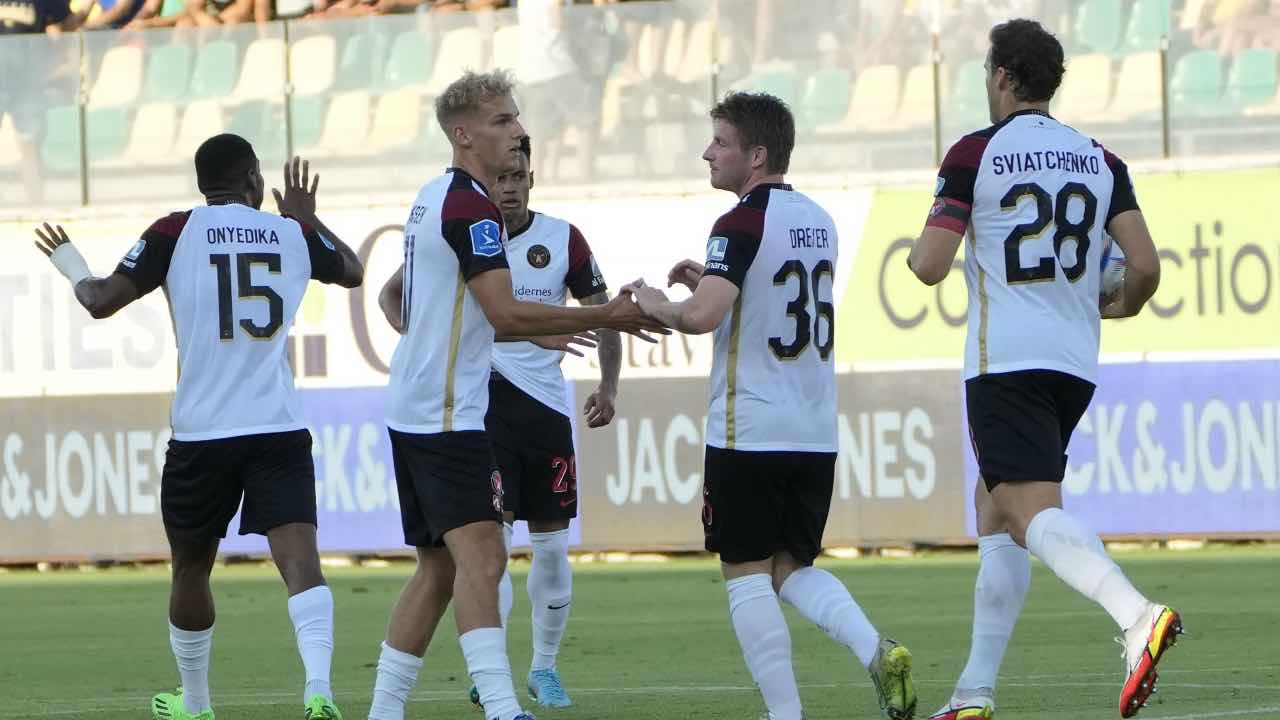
(435, 69, 517, 136)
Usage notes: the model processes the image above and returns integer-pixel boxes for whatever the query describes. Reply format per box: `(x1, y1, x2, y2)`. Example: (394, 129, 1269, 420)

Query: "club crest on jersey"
(470, 219, 503, 258)
(120, 239, 146, 268)
(707, 236, 728, 262)
(934, 176, 946, 197)
(527, 244, 551, 269)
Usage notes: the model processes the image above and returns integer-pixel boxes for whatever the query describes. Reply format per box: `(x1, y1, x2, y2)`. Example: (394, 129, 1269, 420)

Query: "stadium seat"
(143, 44, 192, 102)
(1075, 0, 1123, 53)
(425, 27, 483, 95)
(0, 115, 18, 169)
(336, 31, 388, 92)
(1108, 51, 1162, 120)
(1124, 0, 1171, 52)
(369, 88, 423, 153)
(1169, 49, 1223, 117)
(944, 59, 988, 128)
(229, 101, 286, 160)
(87, 45, 144, 108)
(491, 24, 520, 73)
(383, 30, 434, 91)
(230, 38, 286, 103)
(173, 99, 225, 161)
(1225, 48, 1278, 111)
(290, 35, 337, 97)
(308, 91, 371, 156)
(849, 65, 903, 130)
(40, 105, 80, 172)
(189, 40, 239, 100)
(290, 95, 326, 154)
(800, 68, 851, 130)
(735, 67, 799, 104)
(662, 18, 689, 79)
(897, 62, 937, 129)
(117, 102, 178, 166)
(635, 21, 663, 80)
(1053, 53, 1113, 121)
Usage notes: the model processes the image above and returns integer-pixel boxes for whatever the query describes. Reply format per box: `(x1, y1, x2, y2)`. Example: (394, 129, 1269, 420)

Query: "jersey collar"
(1005, 108, 1053, 121)
(741, 182, 793, 204)
(508, 211, 537, 240)
(447, 166, 491, 196)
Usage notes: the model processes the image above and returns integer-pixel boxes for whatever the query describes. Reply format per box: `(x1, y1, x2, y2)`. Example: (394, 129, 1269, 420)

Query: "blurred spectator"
(83, 0, 144, 27)
(1189, 0, 1280, 54)
(519, 0, 610, 181)
(1, 0, 89, 205)
(429, 0, 506, 12)
(183, 0, 258, 26)
(122, 0, 188, 29)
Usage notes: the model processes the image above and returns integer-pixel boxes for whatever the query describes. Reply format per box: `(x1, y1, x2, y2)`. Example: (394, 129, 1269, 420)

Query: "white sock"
(778, 566, 880, 668)
(1025, 508, 1150, 630)
(288, 585, 335, 703)
(368, 642, 422, 720)
(460, 627, 523, 720)
(168, 623, 213, 714)
(499, 523, 514, 629)
(954, 533, 1029, 702)
(528, 529, 572, 672)
(726, 574, 804, 720)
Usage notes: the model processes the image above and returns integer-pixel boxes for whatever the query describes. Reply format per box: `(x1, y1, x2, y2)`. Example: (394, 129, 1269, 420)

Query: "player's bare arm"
(579, 290, 622, 428)
(1101, 209, 1160, 320)
(626, 275, 738, 335)
(33, 223, 138, 319)
(500, 331, 599, 357)
(468, 267, 669, 339)
(907, 226, 964, 286)
(379, 265, 405, 333)
(272, 156, 364, 289)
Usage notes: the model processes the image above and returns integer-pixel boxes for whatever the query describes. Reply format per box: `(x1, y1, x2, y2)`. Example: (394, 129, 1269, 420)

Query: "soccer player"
(33, 137, 363, 720)
(365, 70, 662, 720)
(626, 92, 918, 720)
(907, 20, 1179, 720)
(481, 135, 622, 708)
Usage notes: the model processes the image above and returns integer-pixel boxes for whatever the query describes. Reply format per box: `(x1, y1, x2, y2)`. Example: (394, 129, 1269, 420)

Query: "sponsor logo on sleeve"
(707, 236, 728, 261)
(470, 219, 503, 258)
(120, 239, 146, 269)
(934, 176, 946, 197)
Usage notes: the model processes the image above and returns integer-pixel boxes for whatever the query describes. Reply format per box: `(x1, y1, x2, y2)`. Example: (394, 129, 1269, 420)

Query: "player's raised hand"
(272, 156, 319, 220)
(33, 222, 73, 257)
(531, 331, 600, 357)
(623, 279, 671, 317)
(583, 385, 616, 428)
(667, 259, 704, 292)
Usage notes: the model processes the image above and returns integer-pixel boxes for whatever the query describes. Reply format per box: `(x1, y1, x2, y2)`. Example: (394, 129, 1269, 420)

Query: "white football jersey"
(928, 109, 1139, 383)
(491, 212, 606, 417)
(387, 168, 510, 435)
(702, 184, 838, 453)
(114, 202, 346, 441)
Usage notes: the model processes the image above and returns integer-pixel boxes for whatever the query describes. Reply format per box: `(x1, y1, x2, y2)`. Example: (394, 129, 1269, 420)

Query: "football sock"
(461, 627, 523, 720)
(168, 622, 213, 714)
(287, 585, 335, 703)
(499, 522, 514, 629)
(778, 566, 880, 668)
(1025, 508, 1150, 630)
(727, 574, 804, 720)
(954, 533, 1029, 702)
(528, 529, 572, 672)
(368, 641, 422, 720)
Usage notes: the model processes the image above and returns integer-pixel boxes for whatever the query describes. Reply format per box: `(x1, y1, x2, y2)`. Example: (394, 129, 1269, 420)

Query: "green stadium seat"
(229, 101, 286, 161)
(336, 31, 388, 92)
(289, 95, 325, 153)
(40, 105, 80, 172)
(799, 69, 851, 130)
(383, 30, 433, 91)
(1124, 0, 1171, 52)
(86, 107, 129, 163)
(1075, 0, 1122, 53)
(946, 59, 988, 128)
(189, 41, 238, 100)
(737, 69, 799, 104)
(143, 44, 192, 102)
(159, 0, 183, 17)
(1224, 48, 1278, 111)
(1170, 49, 1223, 117)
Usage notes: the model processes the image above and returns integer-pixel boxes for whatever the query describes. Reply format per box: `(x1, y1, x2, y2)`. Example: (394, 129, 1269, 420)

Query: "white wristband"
(50, 243, 92, 286)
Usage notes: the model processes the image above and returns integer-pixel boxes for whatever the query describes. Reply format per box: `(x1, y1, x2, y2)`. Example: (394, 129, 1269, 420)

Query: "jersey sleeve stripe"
(441, 269, 467, 432)
(925, 197, 971, 234)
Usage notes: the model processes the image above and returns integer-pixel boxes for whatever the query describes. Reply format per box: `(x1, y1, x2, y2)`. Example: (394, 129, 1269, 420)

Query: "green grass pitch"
(2, 547, 1277, 719)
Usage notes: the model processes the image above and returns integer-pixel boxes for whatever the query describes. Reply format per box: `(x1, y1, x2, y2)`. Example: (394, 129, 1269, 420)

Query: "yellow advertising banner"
(838, 168, 1280, 363)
